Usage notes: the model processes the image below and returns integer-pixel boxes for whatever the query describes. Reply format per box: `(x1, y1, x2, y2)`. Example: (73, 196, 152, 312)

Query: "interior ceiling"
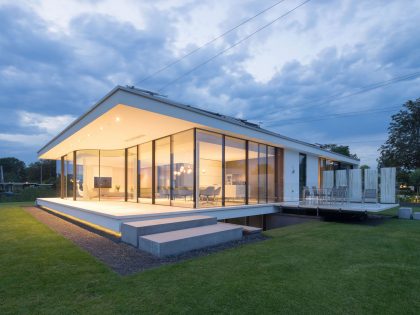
(40, 104, 197, 159)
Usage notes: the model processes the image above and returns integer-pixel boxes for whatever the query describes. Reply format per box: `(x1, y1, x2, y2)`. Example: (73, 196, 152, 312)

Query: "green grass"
(1, 204, 420, 314)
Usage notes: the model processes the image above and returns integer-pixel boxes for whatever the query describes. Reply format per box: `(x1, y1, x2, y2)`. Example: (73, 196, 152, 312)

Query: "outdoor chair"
(362, 188, 377, 204)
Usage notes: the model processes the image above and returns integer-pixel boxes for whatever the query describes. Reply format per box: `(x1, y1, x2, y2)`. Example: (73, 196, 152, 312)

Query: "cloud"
(18, 111, 76, 135)
(0, 0, 419, 166)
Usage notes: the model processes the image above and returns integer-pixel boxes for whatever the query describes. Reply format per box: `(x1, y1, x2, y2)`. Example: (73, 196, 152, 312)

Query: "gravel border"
(23, 206, 266, 276)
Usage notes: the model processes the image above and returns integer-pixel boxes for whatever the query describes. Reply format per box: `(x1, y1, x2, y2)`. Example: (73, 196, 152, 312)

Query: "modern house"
(35, 86, 366, 254)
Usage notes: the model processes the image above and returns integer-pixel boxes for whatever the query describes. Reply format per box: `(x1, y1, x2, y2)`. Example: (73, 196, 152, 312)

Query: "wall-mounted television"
(94, 177, 112, 188)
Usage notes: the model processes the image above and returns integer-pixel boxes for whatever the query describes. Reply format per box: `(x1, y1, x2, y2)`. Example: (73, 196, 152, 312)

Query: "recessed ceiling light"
(115, 117, 121, 122)
(99, 126, 103, 131)
(87, 133, 91, 137)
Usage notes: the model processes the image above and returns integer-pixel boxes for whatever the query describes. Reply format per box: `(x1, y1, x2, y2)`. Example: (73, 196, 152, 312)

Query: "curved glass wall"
(267, 146, 276, 203)
(155, 137, 171, 205)
(139, 142, 153, 203)
(60, 128, 283, 207)
(172, 130, 194, 207)
(76, 150, 99, 201)
(225, 136, 246, 206)
(100, 150, 125, 201)
(127, 146, 138, 202)
(248, 142, 259, 204)
(197, 130, 223, 208)
(258, 144, 267, 203)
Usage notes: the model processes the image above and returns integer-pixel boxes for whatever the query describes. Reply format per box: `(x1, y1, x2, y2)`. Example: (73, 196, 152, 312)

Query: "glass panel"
(76, 150, 99, 201)
(127, 146, 138, 202)
(197, 130, 222, 208)
(139, 142, 153, 203)
(155, 137, 171, 205)
(172, 130, 194, 207)
(225, 137, 246, 206)
(248, 142, 259, 204)
(258, 144, 267, 203)
(299, 153, 307, 199)
(100, 150, 125, 201)
(65, 154, 74, 199)
(267, 146, 276, 203)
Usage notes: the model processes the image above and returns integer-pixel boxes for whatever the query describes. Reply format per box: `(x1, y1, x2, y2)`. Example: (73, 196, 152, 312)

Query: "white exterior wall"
(283, 149, 300, 202)
(306, 155, 319, 188)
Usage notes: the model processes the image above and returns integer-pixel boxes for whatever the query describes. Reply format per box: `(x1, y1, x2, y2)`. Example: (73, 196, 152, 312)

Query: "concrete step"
(223, 223, 262, 235)
(138, 223, 243, 257)
(121, 215, 217, 246)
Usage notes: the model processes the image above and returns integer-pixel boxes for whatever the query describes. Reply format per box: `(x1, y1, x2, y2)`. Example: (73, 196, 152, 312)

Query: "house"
(36, 86, 360, 239)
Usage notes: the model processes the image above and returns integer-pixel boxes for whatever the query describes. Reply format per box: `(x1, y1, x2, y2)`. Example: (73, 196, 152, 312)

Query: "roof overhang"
(38, 86, 359, 165)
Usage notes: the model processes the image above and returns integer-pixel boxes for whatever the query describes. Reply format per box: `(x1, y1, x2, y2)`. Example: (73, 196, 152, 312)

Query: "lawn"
(1, 204, 420, 314)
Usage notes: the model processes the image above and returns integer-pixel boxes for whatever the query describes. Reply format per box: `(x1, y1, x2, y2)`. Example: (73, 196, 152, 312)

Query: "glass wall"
(172, 130, 194, 207)
(299, 153, 307, 199)
(65, 154, 74, 199)
(267, 146, 276, 202)
(75, 150, 99, 201)
(60, 128, 283, 207)
(258, 144, 267, 203)
(139, 142, 153, 203)
(197, 130, 223, 208)
(127, 146, 138, 202)
(225, 137, 246, 206)
(248, 142, 259, 204)
(100, 150, 125, 201)
(155, 137, 171, 205)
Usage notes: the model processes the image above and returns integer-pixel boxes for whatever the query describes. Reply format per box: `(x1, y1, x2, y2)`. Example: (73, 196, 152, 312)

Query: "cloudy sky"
(0, 0, 419, 166)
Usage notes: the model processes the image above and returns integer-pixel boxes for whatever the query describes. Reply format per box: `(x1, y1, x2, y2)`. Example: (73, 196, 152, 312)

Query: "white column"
(380, 167, 396, 203)
(348, 169, 362, 202)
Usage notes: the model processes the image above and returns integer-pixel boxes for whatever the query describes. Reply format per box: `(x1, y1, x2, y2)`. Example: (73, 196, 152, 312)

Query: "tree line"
(0, 157, 57, 184)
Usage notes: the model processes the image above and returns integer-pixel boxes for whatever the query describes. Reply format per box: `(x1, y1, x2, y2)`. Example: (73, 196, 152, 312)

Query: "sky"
(0, 0, 419, 166)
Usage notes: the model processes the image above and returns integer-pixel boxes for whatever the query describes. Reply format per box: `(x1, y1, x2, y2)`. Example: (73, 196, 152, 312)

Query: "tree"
(378, 98, 420, 169)
(360, 164, 370, 170)
(409, 168, 420, 195)
(319, 144, 358, 159)
(26, 160, 57, 184)
(0, 157, 27, 182)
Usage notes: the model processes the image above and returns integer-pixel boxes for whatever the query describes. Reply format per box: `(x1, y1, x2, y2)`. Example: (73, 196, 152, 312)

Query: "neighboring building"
(38, 86, 359, 209)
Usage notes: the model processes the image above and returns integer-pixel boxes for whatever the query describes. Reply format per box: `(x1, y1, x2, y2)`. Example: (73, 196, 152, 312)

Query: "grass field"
(1, 203, 420, 314)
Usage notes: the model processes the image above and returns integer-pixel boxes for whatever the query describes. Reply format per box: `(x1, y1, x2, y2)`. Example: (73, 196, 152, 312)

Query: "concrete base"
(138, 223, 242, 257)
(121, 215, 217, 247)
(413, 212, 420, 220)
(398, 207, 412, 219)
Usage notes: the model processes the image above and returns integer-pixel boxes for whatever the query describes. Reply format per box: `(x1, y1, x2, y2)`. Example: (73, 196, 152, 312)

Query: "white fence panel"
(348, 169, 362, 202)
(380, 167, 396, 203)
(335, 170, 347, 187)
(364, 169, 378, 191)
(322, 171, 334, 189)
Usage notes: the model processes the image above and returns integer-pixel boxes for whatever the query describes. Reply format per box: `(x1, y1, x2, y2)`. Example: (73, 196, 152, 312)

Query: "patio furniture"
(200, 186, 215, 202)
(213, 187, 222, 202)
(175, 189, 193, 201)
(362, 188, 377, 204)
(398, 207, 412, 219)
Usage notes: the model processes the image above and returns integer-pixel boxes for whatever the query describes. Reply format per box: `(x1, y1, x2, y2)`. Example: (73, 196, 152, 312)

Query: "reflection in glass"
(258, 144, 267, 203)
(248, 142, 259, 204)
(267, 146, 276, 202)
(139, 142, 153, 203)
(299, 153, 307, 199)
(225, 137, 246, 206)
(100, 150, 125, 201)
(65, 154, 74, 199)
(197, 130, 223, 208)
(76, 150, 99, 201)
(155, 137, 171, 205)
(127, 146, 138, 202)
(172, 130, 194, 207)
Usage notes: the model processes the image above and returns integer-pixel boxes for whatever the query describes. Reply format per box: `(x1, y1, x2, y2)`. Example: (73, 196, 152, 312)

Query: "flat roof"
(37, 85, 359, 163)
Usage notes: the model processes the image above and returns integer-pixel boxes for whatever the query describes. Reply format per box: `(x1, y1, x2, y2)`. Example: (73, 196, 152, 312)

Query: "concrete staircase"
(121, 215, 249, 257)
